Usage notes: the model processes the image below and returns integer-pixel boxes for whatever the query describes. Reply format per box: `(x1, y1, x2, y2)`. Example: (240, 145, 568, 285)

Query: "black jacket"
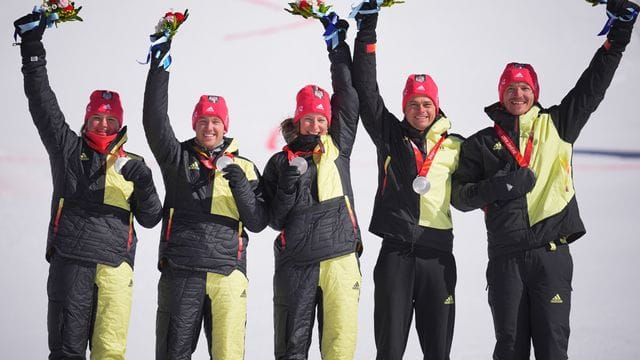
(263, 43, 362, 268)
(352, 27, 463, 253)
(21, 41, 162, 267)
(143, 64, 268, 275)
(452, 44, 624, 258)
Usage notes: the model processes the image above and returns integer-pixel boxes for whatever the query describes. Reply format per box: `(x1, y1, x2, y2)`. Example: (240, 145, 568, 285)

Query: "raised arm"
(551, 0, 638, 143)
(322, 15, 359, 157)
(16, 12, 79, 157)
(142, 40, 182, 166)
(352, 3, 394, 150)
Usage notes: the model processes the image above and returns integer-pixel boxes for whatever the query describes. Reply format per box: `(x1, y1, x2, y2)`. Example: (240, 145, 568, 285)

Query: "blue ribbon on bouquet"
(594, 0, 639, 35)
(139, 33, 172, 70)
(322, 13, 344, 50)
(14, 6, 59, 42)
(348, 0, 384, 18)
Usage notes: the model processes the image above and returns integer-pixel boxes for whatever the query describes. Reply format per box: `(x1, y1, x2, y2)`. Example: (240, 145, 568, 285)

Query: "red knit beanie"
(498, 63, 540, 103)
(192, 95, 229, 132)
(84, 90, 124, 127)
(402, 74, 439, 114)
(294, 85, 332, 126)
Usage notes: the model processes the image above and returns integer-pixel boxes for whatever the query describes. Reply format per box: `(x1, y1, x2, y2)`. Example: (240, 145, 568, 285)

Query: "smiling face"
(298, 113, 329, 136)
(194, 115, 225, 149)
(85, 113, 121, 136)
(501, 82, 535, 116)
(404, 95, 437, 131)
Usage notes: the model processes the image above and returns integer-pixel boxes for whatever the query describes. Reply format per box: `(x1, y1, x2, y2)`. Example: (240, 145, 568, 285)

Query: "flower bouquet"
(285, 0, 332, 19)
(153, 9, 189, 40)
(42, 0, 82, 26)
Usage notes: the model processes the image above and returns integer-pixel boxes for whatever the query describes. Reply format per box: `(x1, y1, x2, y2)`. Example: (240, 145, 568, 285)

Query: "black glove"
(481, 166, 536, 202)
(278, 165, 302, 194)
(14, 12, 46, 43)
(149, 38, 172, 69)
(320, 12, 349, 51)
(222, 164, 250, 189)
(355, 0, 379, 36)
(606, 0, 639, 49)
(120, 159, 153, 186)
(14, 12, 46, 58)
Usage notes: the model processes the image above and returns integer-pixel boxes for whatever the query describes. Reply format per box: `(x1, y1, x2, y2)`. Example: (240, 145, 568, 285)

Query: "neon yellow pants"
(90, 262, 134, 360)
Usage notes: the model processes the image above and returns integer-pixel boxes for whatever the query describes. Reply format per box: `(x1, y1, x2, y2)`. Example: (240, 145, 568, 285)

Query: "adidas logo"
(80, 152, 89, 161)
(515, 72, 524, 78)
(352, 282, 360, 291)
(189, 161, 200, 170)
(205, 106, 215, 113)
(506, 183, 514, 192)
(240, 289, 247, 298)
(417, 85, 426, 91)
(444, 295, 454, 305)
(550, 294, 563, 304)
(316, 104, 325, 110)
(492, 142, 503, 151)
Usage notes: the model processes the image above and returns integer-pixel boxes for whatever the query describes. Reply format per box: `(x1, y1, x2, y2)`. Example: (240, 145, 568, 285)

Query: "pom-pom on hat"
(294, 85, 332, 126)
(84, 90, 124, 127)
(192, 95, 229, 131)
(402, 74, 439, 114)
(498, 62, 539, 103)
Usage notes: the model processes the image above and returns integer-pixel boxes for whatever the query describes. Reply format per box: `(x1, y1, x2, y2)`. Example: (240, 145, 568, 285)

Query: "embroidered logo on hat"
(205, 106, 215, 113)
(415, 74, 426, 82)
(417, 85, 426, 91)
(515, 72, 524, 78)
(316, 104, 324, 110)
(208, 95, 219, 103)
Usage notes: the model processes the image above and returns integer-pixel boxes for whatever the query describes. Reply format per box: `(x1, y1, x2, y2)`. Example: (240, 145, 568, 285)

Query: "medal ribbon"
(494, 123, 534, 168)
(193, 147, 234, 171)
(282, 145, 321, 161)
(411, 134, 447, 177)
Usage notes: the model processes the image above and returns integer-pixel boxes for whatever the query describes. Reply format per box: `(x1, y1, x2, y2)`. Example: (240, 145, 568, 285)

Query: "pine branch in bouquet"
(381, 0, 405, 7)
(585, 0, 606, 6)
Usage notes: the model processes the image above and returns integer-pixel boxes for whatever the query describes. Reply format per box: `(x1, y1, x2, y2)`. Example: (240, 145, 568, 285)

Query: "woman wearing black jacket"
(262, 14, 363, 360)
(15, 13, 163, 359)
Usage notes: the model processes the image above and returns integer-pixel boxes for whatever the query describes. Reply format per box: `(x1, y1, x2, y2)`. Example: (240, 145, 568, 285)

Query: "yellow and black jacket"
(452, 44, 624, 258)
(21, 47, 163, 267)
(352, 39, 463, 253)
(143, 66, 268, 276)
(263, 45, 362, 268)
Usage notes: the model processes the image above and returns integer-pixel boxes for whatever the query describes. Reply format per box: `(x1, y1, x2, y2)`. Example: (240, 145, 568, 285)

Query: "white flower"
(51, 4, 58, 10)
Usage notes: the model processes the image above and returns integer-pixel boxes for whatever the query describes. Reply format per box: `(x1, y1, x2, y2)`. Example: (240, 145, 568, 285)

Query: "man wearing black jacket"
(351, 2, 464, 359)
(142, 34, 268, 359)
(15, 12, 163, 360)
(451, 1, 639, 358)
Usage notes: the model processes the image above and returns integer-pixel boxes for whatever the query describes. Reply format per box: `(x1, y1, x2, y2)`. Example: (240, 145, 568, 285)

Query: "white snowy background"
(1, 1, 639, 359)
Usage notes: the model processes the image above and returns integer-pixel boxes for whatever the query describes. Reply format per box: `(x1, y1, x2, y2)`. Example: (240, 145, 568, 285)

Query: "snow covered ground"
(1, 1, 639, 358)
